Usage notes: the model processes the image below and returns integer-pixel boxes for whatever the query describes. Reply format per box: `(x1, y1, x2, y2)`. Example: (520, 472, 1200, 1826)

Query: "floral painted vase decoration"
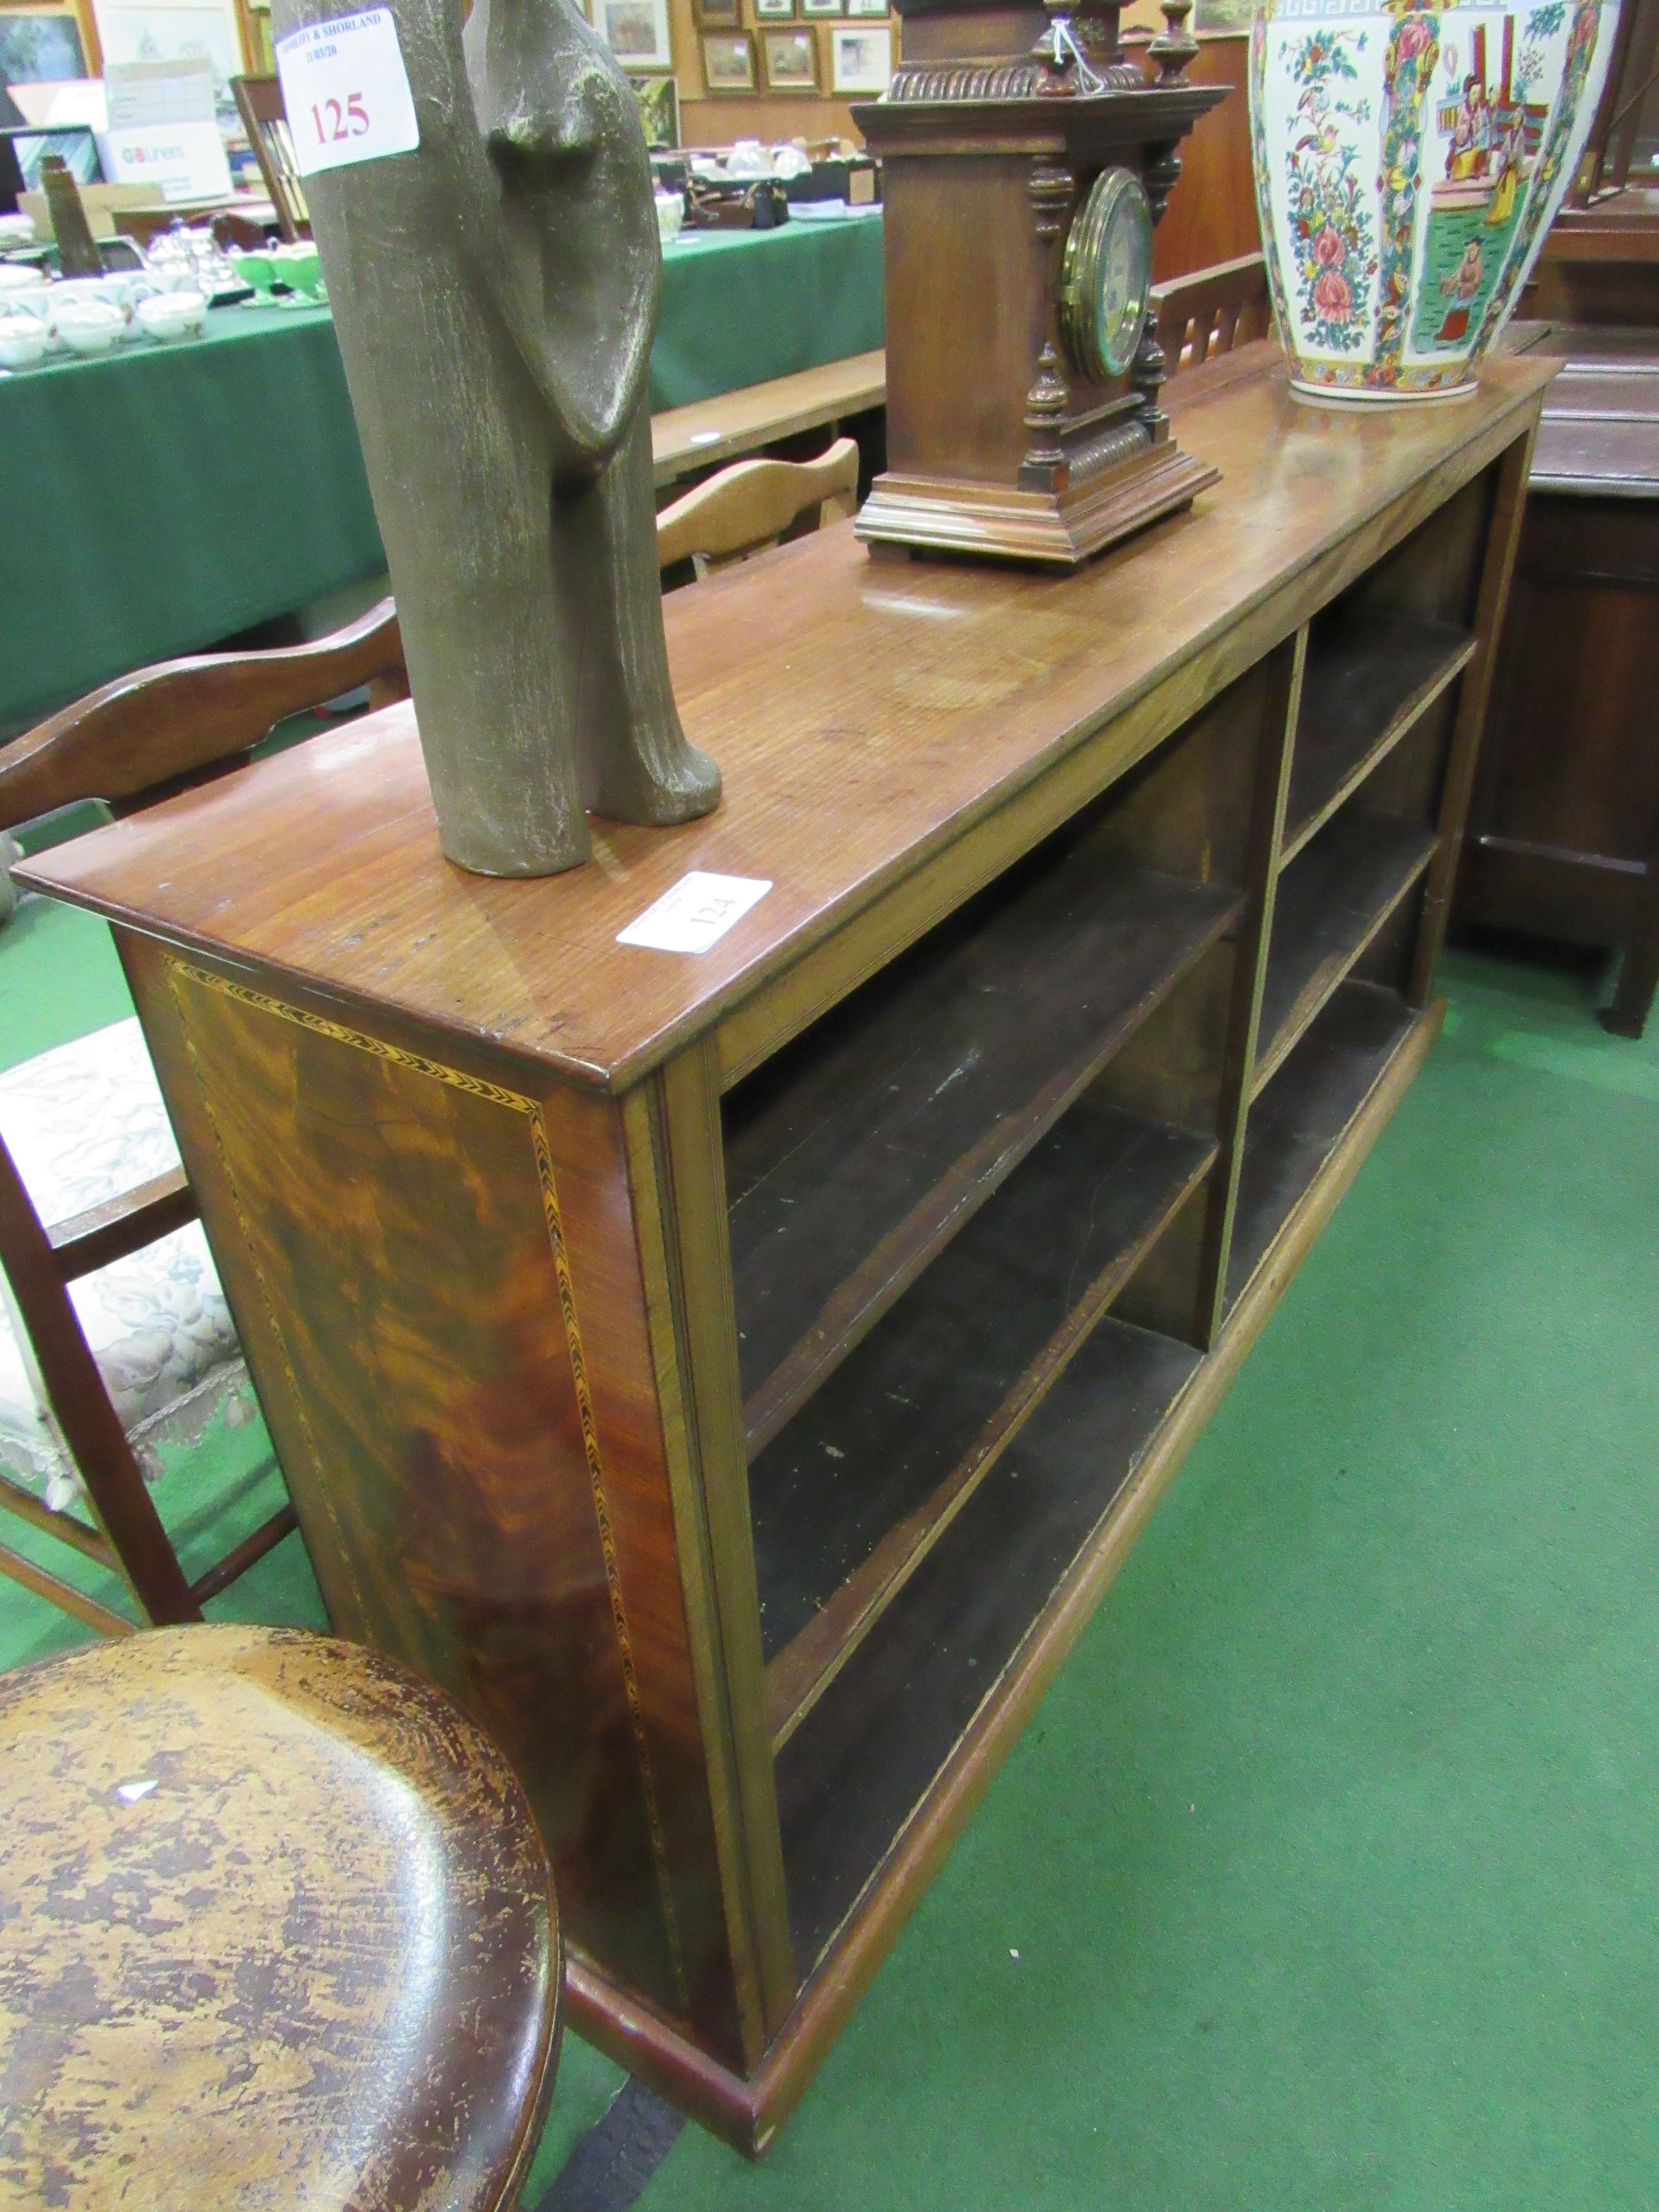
(1250, 0, 1620, 397)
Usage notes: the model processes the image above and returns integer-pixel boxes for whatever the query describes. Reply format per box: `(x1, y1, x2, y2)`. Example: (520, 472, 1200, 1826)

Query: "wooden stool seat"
(0, 1625, 560, 2209)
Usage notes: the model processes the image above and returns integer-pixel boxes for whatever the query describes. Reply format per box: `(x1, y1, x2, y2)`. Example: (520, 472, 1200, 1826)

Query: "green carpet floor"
(2, 889, 1654, 2207)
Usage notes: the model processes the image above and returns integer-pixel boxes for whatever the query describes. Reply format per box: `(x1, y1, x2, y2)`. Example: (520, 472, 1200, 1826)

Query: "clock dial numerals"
(1058, 167, 1154, 387)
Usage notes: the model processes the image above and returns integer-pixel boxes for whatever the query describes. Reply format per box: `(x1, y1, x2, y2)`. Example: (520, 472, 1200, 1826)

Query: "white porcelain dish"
(53, 298, 124, 357)
(135, 287, 206, 342)
(48, 276, 123, 312)
(0, 313, 48, 369)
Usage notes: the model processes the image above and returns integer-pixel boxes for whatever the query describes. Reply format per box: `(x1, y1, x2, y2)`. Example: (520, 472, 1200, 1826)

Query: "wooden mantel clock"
(854, 0, 1229, 566)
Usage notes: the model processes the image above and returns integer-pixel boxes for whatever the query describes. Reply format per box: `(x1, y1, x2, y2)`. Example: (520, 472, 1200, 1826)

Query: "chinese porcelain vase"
(1250, 0, 1620, 397)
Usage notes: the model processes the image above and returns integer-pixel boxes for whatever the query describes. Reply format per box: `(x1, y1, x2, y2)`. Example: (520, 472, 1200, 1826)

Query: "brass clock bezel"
(1058, 166, 1154, 387)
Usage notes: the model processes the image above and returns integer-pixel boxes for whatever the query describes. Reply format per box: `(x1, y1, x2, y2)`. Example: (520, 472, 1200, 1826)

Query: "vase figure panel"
(1250, 0, 1619, 397)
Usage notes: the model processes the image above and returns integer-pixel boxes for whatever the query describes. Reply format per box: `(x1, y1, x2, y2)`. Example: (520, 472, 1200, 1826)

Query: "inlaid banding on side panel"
(164, 957, 689, 2008)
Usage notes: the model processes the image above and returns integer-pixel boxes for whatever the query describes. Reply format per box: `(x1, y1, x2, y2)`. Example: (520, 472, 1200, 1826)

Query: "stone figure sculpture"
(268, 0, 721, 875)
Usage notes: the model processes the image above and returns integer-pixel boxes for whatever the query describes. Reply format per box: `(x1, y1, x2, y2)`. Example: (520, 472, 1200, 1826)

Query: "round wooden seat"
(0, 1625, 561, 2210)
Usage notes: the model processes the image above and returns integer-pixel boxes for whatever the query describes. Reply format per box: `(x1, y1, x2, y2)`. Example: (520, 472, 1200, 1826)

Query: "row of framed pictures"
(593, 0, 890, 77)
(697, 20, 891, 92)
(697, 0, 889, 20)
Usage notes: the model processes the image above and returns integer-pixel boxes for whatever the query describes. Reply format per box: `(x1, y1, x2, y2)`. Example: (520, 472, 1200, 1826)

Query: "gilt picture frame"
(598, 0, 672, 71)
(700, 26, 756, 90)
(626, 71, 679, 146)
(762, 22, 817, 85)
(829, 18, 889, 88)
(0, 0, 100, 81)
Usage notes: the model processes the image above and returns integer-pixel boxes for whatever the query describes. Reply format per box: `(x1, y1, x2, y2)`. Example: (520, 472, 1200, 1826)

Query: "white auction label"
(275, 8, 419, 178)
(616, 873, 773, 956)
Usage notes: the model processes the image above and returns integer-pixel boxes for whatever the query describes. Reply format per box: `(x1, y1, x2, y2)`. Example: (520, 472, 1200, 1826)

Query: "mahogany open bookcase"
(21, 345, 1552, 2153)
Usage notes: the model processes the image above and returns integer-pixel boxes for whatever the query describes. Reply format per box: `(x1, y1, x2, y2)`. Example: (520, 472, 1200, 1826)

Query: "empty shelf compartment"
(1286, 612, 1473, 861)
(1254, 810, 1436, 1095)
(776, 1311, 1202, 1975)
(725, 834, 1238, 1452)
(752, 1095, 1215, 1744)
(1227, 980, 1419, 1310)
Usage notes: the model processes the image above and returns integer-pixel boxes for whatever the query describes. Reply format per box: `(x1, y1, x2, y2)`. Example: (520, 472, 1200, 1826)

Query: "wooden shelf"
(725, 846, 1238, 1454)
(1283, 614, 1474, 864)
(775, 1313, 1202, 1976)
(752, 1097, 1215, 1746)
(1227, 981, 1419, 1311)
(1252, 811, 1438, 1098)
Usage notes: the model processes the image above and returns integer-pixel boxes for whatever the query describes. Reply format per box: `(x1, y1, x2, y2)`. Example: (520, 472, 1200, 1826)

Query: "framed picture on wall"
(754, 0, 796, 18)
(92, 0, 248, 119)
(626, 71, 679, 146)
(801, 0, 842, 15)
(0, 0, 100, 82)
(829, 18, 888, 87)
(845, 0, 888, 16)
(762, 23, 816, 86)
(598, 0, 672, 71)
(693, 0, 739, 25)
(700, 27, 755, 90)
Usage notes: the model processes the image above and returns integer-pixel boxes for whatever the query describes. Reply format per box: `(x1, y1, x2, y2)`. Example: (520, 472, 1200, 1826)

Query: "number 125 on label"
(274, 8, 420, 178)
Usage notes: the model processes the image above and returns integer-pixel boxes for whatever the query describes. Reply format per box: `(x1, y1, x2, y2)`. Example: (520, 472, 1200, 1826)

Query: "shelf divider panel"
(753, 1098, 1215, 1746)
(1252, 813, 1437, 1099)
(726, 845, 1238, 1455)
(1283, 614, 1474, 865)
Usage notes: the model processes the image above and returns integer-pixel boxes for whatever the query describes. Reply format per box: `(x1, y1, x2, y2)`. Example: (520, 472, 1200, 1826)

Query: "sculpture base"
(855, 441, 1221, 568)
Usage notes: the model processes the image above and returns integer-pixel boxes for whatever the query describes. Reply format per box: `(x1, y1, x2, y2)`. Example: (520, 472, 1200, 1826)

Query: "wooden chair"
(0, 601, 404, 1636)
(656, 435, 860, 578)
(0, 1624, 561, 2210)
(233, 73, 311, 243)
(1152, 251, 1273, 378)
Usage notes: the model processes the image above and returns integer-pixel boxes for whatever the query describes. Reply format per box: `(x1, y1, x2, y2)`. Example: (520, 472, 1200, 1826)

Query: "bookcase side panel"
(1410, 428, 1540, 1002)
(121, 936, 748, 2067)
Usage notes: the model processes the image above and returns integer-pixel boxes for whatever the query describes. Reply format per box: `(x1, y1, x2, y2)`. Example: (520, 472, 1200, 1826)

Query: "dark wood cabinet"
(1457, 328, 1659, 1036)
(19, 347, 1550, 2152)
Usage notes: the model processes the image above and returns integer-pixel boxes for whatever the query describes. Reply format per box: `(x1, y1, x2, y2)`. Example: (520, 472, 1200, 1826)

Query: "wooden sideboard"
(21, 346, 1552, 2153)
(1457, 329, 1659, 1037)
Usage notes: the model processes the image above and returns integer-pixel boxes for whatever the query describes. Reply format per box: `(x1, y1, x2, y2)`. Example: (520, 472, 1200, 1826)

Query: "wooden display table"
(652, 350, 886, 489)
(20, 344, 1551, 2153)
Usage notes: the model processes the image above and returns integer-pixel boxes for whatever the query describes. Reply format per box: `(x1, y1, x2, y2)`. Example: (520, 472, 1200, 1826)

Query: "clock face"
(1058, 168, 1154, 389)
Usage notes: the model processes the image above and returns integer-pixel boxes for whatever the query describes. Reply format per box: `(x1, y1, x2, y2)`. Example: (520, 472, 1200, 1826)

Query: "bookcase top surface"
(24, 346, 1554, 1092)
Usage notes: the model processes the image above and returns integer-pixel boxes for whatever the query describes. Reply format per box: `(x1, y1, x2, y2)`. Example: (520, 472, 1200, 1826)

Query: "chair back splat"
(0, 601, 406, 1631)
(656, 436, 861, 578)
(1151, 252, 1272, 379)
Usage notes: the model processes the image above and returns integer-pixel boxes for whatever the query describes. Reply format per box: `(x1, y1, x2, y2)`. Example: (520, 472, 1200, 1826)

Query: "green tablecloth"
(651, 208, 885, 410)
(1, 303, 380, 739)
(0, 212, 885, 737)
